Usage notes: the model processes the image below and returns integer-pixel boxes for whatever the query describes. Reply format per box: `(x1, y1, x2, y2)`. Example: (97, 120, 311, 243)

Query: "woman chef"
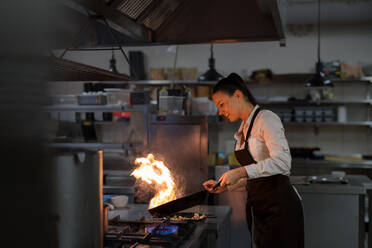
(203, 73, 304, 248)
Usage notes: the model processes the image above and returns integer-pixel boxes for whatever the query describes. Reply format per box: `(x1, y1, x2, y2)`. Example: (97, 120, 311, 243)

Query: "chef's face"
(212, 90, 242, 122)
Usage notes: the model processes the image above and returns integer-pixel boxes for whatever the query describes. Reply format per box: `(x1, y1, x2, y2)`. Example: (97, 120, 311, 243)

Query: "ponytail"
(213, 73, 257, 105)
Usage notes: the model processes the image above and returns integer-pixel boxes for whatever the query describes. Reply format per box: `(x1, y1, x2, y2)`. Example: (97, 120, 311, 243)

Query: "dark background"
(1, 2, 64, 247)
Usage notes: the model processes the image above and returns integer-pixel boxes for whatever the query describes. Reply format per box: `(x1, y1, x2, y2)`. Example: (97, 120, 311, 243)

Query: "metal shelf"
(103, 185, 134, 195)
(55, 77, 371, 86)
(44, 104, 148, 112)
(284, 121, 372, 127)
(127, 78, 372, 86)
(207, 116, 372, 127)
(129, 80, 217, 86)
(45, 104, 149, 150)
(47, 142, 142, 150)
(333, 78, 372, 84)
(220, 159, 372, 169)
(259, 100, 372, 105)
(248, 78, 372, 84)
(292, 158, 372, 169)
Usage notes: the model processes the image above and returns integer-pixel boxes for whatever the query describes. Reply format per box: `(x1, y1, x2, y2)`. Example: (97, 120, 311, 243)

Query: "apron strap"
(244, 107, 261, 150)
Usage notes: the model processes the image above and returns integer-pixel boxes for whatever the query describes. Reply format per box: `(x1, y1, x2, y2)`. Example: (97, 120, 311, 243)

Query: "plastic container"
(158, 87, 168, 115)
(184, 88, 192, 115)
(228, 153, 240, 166)
(111, 195, 129, 208)
(159, 96, 185, 115)
(105, 88, 130, 105)
(337, 105, 347, 122)
(78, 93, 107, 105)
(217, 150, 226, 165)
(323, 107, 335, 122)
(50, 95, 77, 105)
(207, 153, 216, 166)
(191, 97, 217, 116)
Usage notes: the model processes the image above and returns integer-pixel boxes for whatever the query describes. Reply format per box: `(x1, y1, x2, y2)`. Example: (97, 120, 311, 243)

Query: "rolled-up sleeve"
(244, 112, 291, 179)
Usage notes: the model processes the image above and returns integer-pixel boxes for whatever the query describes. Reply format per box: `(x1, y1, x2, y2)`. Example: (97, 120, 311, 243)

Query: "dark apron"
(234, 107, 304, 248)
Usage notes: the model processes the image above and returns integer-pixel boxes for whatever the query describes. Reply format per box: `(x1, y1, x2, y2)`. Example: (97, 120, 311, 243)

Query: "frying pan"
(149, 181, 221, 217)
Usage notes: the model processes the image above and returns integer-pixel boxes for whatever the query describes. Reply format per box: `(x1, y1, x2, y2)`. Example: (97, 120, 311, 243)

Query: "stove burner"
(104, 219, 197, 247)
(146, 222, 179, 235)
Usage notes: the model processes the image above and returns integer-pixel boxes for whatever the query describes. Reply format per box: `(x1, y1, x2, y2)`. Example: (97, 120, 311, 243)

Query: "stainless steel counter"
(293, 174, 370, 195)
(182, 205, 232, 248)
(292, 158, 372, 169)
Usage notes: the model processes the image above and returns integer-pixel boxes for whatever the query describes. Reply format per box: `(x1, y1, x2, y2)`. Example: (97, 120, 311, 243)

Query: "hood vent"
(67, 0, 285, 45)
(51, 57, 131, 81)
(117, 0, 152, 19)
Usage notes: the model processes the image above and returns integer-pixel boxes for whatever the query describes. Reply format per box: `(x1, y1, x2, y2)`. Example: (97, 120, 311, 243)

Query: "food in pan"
(170, 213, 207, 221)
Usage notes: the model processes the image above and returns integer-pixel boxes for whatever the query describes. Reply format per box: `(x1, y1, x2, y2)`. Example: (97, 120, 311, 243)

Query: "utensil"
(78, 94, 107, 105)
(149, 190, 208, 217)
(211, 180, 221, 191)
(149, 180, 222, 217)
(307, 175, 348, 184)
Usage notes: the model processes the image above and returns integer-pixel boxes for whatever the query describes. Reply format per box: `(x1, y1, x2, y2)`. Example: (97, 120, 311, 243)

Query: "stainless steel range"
(104, 216, 204, 248)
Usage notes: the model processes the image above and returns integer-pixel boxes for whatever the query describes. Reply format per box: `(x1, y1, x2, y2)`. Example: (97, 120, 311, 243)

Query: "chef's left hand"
(220, 167, 248, 187)
(203, 180, 227, 193)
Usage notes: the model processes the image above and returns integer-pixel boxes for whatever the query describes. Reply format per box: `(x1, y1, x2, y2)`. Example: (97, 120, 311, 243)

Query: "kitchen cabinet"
(293, 175, 370, 248)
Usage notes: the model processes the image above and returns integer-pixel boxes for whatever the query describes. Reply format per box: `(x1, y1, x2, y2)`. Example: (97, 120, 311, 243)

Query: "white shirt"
(234, 105, 291, 179)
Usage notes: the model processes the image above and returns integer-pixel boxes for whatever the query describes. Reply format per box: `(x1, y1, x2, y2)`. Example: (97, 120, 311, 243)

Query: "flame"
(131, 154, 176, 209)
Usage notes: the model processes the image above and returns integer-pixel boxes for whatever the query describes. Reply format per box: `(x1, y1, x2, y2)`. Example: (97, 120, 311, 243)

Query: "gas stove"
(104, 217, 198, 248)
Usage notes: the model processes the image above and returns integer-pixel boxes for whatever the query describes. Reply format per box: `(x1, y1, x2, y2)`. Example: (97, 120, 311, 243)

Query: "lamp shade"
(198, 44, 224, 81)
(198, 58, 224, 81)
(306, 62, 333, 87)
(109, 51, 118, 73)
(305, 0, 333, 88)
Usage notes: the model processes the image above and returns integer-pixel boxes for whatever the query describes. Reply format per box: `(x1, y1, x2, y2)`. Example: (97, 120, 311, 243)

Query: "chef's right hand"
(203, 180, 227, 193)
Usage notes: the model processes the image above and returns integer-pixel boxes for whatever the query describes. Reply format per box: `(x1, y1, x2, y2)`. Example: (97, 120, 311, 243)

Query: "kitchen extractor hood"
(51, 56, 131, 81)
(62, 0, 285, 46)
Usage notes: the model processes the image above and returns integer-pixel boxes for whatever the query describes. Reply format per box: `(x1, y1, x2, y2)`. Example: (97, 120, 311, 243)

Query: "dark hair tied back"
(212, 73, 257, 105)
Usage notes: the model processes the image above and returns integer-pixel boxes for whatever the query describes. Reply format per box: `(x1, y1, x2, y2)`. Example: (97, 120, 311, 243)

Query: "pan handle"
(211, 180, 221, 191)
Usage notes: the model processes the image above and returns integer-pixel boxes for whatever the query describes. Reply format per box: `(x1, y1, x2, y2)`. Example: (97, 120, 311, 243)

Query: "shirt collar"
(234, 105, 260, 141)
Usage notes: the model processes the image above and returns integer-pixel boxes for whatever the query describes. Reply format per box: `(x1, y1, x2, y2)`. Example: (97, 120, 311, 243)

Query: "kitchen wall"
(50, 23, 372, 157)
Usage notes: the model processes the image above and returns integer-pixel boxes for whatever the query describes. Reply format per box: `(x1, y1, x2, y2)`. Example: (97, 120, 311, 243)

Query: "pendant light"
(305, 0, 333, 87)
(198, 44, 224, 81)
(109, 49, 118, 73)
